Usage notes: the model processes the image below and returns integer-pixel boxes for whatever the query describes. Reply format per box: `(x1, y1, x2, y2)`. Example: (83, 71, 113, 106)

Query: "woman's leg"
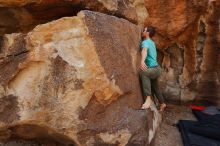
(151, 73, 166, 111)
(151, 78, 165, 104)
(151, 67, 166, 111)
(140, 71, 152, 109)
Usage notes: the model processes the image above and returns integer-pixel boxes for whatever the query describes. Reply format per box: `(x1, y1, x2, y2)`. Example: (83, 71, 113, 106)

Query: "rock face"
(0, 0, 147, 36)
(0, 0, 219, 145)
(0, 11, 161, 145)
(145, 0, 220, 104)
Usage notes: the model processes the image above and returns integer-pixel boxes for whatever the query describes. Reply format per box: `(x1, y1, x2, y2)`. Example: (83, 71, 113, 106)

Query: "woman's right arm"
(140, 48, 148, 71)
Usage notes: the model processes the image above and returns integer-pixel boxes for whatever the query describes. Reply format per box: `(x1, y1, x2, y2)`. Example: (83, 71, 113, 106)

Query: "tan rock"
(131, 0, 148, 25)
(0, 10, 161, 145)
(181, 89, 196, 102)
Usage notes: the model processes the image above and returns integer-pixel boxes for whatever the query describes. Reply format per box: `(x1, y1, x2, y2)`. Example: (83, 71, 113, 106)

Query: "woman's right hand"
(140, 61, 148, 71)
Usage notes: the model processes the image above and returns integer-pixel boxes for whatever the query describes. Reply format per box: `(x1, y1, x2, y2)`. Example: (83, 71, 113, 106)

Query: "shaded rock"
(0, 95, 20, 124)
(0, 10, 161, 146)
(0, 33, 27, 57)
(145, 0, 220, 103)
(196, 0, 220, 103)
(0, 0, 147, 36)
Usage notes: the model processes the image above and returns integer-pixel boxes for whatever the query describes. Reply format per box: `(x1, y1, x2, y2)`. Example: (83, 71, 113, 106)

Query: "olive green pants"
(140, 66, 165, 104)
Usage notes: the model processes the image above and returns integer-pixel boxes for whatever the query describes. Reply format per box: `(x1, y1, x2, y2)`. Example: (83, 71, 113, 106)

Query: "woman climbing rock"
(139, 26, 166, 111)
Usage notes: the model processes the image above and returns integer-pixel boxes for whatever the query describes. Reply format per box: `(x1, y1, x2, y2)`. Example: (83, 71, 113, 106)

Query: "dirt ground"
(1, 104, 196, 146)
(0, 139, 61, 146)
(153, 104, 196, 146)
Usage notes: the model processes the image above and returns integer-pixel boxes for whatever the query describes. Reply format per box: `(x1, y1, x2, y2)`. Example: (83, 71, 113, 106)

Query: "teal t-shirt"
(141, 38, 158, 67)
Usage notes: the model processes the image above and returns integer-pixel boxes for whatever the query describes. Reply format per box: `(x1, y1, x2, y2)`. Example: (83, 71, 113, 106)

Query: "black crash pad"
(191, 110, 220, 141)
(178, 120, 220, 146)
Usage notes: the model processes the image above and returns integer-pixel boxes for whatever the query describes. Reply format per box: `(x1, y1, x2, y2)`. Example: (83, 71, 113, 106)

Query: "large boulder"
(0, 10, 161, 146)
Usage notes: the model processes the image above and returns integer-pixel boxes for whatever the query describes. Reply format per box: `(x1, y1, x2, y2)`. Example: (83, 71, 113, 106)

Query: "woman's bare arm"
(140, 48, 148, 71)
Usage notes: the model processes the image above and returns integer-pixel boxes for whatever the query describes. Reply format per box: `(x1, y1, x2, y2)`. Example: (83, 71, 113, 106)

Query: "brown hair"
(146, 26, 156, 37)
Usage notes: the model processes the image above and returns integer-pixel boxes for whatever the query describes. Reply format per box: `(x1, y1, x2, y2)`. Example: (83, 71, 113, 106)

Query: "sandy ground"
(153, 104, 196, 146)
